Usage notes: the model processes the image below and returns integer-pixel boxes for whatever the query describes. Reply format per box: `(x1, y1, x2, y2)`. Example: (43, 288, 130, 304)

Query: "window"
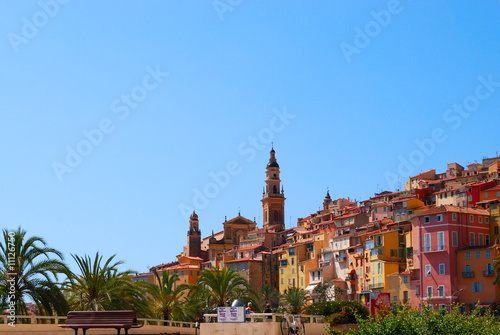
(466, 251, 471, 259)
(452, 231, 458, 247)
(180, 271, 184, 277)
(374, 208, 378, 213)
(485, 192, 489, 199)
(289, 247, 295, 256)
(479, 234, 484, 246)
(281, 269, 283, 274)
(486, 249, 491, 258)
(470, 215, 474, 223)
(416, 285, 420, 296)
(288, 279, 291, 285)
(424, 233, 431, 252)
(425, 265, 431, 276)
(452, 213, 458, 221)
(439, 263, 445, 275)
(486, 234, 490, 245)
(476, 250, 481, 259)
(242, 263, 246, 270)
(495, 226, 499, 235)
(479, 216, 483, 223)
(423, 216, 431, 223)
(436, 214, 443, 222)
(464, 264, 472, 276)
(301, 277, 303, 286)
(292, 268, 295, 274)
(403, 291, 409, 303)
(190, 270, 193, 276)
(438, 286, 444, 297)
(403, 276, 408, 283)
(470, 233, 475, 246)
(486, 217, 490, 223)
(291, 258, 295, 265)
(377, 263, 382, 274)
(391, 249, 397, 257)
(472, 282, 483, 293)
(281, 278, 283, 284)
(427, 286, 433, 297)
(438, 232, 444, 251)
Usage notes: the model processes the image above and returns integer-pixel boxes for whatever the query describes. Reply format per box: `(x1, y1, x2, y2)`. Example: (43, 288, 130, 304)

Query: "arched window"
(273, 185, 277, 194)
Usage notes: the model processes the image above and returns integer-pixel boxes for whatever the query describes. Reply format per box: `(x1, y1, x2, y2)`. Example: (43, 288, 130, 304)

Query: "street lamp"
(449, 289, 463, 312)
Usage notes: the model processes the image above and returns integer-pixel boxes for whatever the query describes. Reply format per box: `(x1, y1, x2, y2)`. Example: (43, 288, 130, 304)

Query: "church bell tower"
(261, 148, 285, 231)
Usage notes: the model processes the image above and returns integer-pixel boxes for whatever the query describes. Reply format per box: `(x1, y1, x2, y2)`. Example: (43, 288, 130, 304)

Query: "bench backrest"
(65, 310, 139, 326)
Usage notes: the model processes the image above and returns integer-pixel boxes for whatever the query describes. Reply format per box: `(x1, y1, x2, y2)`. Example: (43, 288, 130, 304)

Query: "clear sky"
(1, 1, 499, 274)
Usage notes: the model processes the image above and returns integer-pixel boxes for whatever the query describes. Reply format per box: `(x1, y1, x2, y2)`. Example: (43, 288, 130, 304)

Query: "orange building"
(456, 244, 500, 309)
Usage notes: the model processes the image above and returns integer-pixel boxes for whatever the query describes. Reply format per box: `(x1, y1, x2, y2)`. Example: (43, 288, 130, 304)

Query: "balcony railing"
(422, 245, 446, 253)
(371, 282, 385, 289)
(345, 274, 357, 281)
(483, 270, 495, 277)
(462, 271, 475, 278)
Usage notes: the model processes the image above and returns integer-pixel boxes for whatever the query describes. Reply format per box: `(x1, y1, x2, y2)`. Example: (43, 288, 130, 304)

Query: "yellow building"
(386, 271, 411, 304)
(368, 230, 406, 292)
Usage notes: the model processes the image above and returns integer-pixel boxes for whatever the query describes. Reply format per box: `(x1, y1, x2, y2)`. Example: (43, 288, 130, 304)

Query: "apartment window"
(472, 282, 483, 293)
(377, 263, 382, 274)
(438, 286, 444, 297)
(486, 249, 491, 258)
(495, 226, 499, 235)
(301, 277, 304, 286)
(384, 207, 387, 212)
(486, 217, 490, 223)
(470, 233, 475, 246)
(452, 231, 458, 247)
(292, 268, 295, 274)
(485, 192, 489, 199)
(439, 263, 445, 275)
(423, 216, 431, 223)
(476, 250, 481, 259)
(427, 286, 433, 297)
(404, 291, 409, 303)
(470, 215, 474, 223)
(403, 276, 408, 283)
(190, 271, 193, 276)
(391, 249, 397, 257)
(374, 208, 378, 213)
(424, 233, 431, 252)
(479, 234, 484, 246)
(468, 196, 472, 201)
(425, 265, 431, 276)
(180, 271, 184, 277)
(281, 278, 283, 284)
(436, 214, 443, 222)
(486, 234, 490, 245)
(452, 213, 458, 221)
(437, 232, 444, 251)
(466, 251, 471, 259)
(479, 216, 483, 223)
(291, 258, 295, 265)
(242, 263, 246, 270)
(464, 264, 472, 276)
(197, 271, 200, 276)
(416, 285, 420, 296)
(288, 279, 291, 285)
(289, 247, 295, 256)
(281, 269, 283, 274)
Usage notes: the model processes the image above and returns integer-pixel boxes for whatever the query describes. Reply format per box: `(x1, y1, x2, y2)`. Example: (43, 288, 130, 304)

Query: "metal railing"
(202, 313, 324, 324)
(462, 271, 475, 278)
(0, 315, 196, 328)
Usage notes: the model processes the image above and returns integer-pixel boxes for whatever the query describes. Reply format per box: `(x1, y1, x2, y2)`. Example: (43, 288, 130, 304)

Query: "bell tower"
(187, 211, 201, 258)
(261, 148, 285, 231)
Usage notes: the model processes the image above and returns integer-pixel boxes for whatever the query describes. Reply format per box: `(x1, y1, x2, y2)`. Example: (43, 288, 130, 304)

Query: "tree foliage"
(281, 286, 308, 314)
(0, 227, 69, 316)
(195, 267, 251, 308)
(146, 269, 187, 321)
(64, 252, 148, 315)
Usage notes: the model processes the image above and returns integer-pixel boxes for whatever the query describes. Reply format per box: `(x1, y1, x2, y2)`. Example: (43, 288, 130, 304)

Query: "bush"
(305, 300, 369, 325)
(343, 304, 500, 335)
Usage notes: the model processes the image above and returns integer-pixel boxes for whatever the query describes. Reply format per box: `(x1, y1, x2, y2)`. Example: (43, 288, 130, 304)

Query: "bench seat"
(59, 310, 142, 335)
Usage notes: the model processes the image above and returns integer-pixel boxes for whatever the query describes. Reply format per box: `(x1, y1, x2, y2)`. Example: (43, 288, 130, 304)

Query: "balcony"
(422, 245, 446, 253)
(483, 270, 495, 277)
(462, 271, 475, 278)
(335, 254, 347, 262)
(345, 274, 357, 281)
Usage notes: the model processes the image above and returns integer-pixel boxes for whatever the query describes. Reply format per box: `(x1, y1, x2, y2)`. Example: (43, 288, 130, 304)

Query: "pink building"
(410, 205, 490, 310)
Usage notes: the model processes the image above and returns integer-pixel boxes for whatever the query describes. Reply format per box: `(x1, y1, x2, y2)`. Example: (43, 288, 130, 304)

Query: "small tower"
(323, 191, 331, 210)
(187, 211, 201, 258)
(261, 147, 285, 231)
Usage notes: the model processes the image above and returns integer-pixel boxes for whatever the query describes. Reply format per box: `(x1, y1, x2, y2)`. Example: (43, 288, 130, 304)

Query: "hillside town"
(133, 148, 500, 312)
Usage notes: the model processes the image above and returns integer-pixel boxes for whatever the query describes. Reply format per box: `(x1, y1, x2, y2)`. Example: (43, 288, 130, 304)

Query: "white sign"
(217, 306, 245, 323)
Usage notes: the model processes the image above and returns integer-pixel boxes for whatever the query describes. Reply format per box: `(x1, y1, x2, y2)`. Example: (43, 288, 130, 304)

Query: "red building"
(410, 206, 490, 310)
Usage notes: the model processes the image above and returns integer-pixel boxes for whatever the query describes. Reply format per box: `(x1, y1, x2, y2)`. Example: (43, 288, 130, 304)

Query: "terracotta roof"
(225, 257, 261, 263)
(238, 244, 263, 251)
(410, 169, 435, 179)
(415, 205, 489, 217)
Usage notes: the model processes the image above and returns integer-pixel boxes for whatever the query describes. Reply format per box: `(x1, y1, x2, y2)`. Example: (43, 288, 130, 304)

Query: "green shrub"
(305, 300, 369, 325)
(342, 304, 500, 335)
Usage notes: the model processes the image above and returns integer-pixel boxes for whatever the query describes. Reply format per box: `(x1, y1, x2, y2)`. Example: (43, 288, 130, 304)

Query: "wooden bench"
(59, 310, 143, 335)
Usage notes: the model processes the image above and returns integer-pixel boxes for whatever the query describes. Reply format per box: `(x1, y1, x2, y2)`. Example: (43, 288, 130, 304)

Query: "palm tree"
(258, 284, 280, 309)
(196, 267, 250, 308)
(281, 287, 308, 314)
(65, 252, 148, 314)
(146, 269, 186, 321)
(0, 227, 69, 316)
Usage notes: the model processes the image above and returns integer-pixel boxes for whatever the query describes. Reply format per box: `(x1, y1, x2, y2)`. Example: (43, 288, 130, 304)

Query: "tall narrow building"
(187, 211, 201, 258)
(261, 148, 285, 231)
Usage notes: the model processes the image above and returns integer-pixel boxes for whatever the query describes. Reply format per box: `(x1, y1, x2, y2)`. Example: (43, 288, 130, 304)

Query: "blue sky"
(1, 1, 499, 274)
